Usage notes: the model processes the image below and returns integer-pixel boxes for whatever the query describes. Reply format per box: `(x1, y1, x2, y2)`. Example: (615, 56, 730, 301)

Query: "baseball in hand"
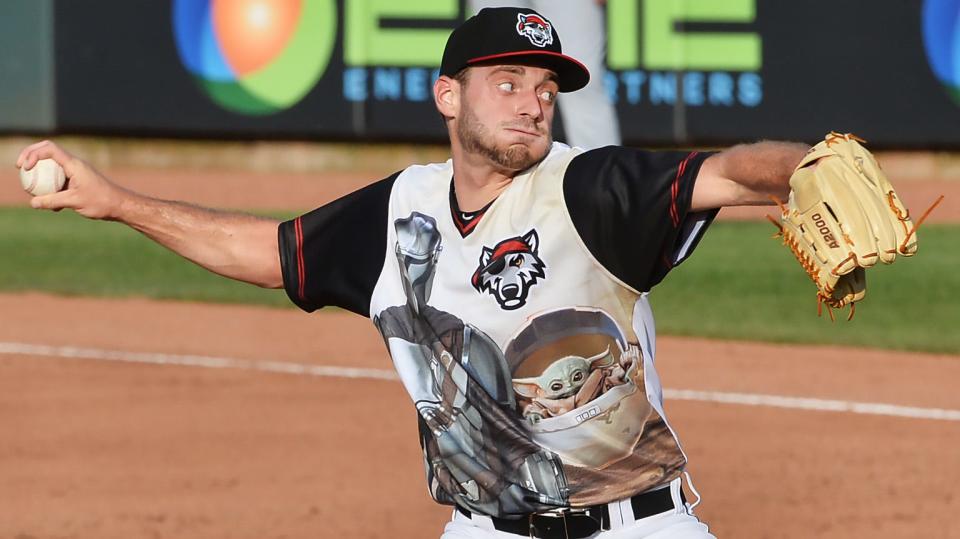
(20, 158, 66, 196)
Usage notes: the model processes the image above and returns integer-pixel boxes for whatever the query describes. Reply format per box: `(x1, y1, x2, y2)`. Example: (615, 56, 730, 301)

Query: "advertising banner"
(53, 0, 960, 148)
(0, 0, 55, 132)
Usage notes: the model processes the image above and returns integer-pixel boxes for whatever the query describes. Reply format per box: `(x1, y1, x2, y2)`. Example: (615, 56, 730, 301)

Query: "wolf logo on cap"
(516, 13, 553, 47)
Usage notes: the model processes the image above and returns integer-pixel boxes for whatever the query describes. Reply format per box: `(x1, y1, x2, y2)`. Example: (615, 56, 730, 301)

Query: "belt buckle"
(528, 508, 601, 539)
(527, 510, 571, 539)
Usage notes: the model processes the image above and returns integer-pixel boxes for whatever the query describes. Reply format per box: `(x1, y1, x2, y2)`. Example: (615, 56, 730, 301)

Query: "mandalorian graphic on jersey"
(278, 143, 717, 517)
(374, 212, 568, 515)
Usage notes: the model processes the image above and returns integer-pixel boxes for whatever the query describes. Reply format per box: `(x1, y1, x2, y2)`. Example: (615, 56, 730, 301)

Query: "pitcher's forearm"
(693, 141, 809, 211)
(17, 141, 285, 288)
(117, 193, 283, 288)
(714, 141, 809, 202)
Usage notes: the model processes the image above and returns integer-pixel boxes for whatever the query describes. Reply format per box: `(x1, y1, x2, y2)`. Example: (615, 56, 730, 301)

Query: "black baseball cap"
(440, 7, 590, 92)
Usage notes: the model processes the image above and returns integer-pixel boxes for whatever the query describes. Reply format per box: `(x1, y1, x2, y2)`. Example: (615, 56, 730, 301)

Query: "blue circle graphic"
(923, 0, 960, 103)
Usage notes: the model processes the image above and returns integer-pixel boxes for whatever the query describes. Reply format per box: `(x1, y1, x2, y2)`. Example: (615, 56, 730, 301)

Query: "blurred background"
(3, 0, 960, 146)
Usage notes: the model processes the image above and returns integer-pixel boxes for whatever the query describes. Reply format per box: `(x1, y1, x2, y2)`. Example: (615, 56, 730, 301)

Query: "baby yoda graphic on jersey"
(512, 346, 630, 423)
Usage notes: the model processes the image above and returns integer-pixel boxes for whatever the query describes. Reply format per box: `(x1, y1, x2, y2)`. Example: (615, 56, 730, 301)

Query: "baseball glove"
(769, 132, 942, 320)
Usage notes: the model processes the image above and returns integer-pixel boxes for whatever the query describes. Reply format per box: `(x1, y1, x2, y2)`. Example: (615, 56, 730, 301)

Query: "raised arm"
(691, 141, 810, 212)
(17, 140, 282, 289)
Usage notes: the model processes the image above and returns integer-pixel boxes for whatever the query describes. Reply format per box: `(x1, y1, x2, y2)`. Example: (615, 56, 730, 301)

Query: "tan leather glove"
(771, 132, 937, 319)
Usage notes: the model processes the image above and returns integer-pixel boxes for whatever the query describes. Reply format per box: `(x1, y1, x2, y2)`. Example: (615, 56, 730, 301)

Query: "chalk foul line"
(2, 341, 958, 422)
(0, 342, 399, 381)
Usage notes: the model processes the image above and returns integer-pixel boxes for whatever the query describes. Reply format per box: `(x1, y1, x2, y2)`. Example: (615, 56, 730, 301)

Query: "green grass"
(1, 208, 957, 354)
(0, 207, 297, 308)
(651, 221, 959, 354)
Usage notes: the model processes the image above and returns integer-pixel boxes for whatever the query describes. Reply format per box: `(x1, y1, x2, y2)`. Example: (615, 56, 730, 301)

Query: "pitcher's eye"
(540, 90, 555, 102)
(498, 82, 514, 92)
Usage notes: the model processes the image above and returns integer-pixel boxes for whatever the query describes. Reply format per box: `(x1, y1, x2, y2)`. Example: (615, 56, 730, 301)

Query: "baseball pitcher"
(16, 7, 928, 538)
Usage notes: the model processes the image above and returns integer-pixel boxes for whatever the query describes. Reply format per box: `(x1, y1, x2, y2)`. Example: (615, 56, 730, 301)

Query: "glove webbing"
(767, 193, 944, 321)
(766, 207, 857, 320)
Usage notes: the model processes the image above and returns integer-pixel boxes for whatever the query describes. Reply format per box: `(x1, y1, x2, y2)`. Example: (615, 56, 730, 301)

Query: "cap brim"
(467, 50, 590, 92)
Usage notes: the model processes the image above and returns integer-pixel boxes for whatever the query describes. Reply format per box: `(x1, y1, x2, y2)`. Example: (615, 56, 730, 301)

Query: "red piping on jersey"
(294, 217, 306, 301)
(452, 208, 485, 237)
(461, 218, 480, 234)
(661, 253, 674, 270)
(670, 152, 698, 227)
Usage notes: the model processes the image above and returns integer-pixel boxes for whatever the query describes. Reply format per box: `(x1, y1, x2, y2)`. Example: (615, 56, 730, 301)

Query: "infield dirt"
(1, 154, 959, 538)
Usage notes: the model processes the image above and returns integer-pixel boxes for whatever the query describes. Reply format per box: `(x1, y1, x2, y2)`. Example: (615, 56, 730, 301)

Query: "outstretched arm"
(691, 141, 809, 211)
(17, 140, 283, 289)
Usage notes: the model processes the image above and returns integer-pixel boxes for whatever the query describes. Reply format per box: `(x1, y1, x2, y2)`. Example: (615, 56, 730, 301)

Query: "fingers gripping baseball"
(16, 140, 125, 220)
(30, 188, 80, 212)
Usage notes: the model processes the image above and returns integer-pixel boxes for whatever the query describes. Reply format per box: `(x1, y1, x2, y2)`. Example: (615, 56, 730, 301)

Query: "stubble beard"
(457, 101, 551, 172)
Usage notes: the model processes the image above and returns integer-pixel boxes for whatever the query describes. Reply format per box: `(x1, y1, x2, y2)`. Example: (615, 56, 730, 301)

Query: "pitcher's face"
(455, 64, 558, 172)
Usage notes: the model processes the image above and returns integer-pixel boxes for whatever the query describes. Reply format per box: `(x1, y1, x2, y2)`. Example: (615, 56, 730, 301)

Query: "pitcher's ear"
(434, 76, 459, 119)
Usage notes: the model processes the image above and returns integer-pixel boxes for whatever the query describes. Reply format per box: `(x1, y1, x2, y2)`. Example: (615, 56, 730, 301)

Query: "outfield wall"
(1, 0, 959, 148)
(0, 1, 55, 132)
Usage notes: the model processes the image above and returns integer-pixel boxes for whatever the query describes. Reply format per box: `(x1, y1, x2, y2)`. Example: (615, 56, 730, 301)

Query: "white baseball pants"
(439, 478, 716, 539)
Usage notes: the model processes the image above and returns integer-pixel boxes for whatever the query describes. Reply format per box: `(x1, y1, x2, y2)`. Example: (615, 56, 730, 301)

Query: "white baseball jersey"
(279, 142, 716, 518)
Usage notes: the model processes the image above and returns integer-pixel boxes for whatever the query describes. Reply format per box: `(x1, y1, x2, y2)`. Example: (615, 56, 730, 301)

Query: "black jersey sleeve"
(563, 147, 718, 292)
(278, 172, 400, 316)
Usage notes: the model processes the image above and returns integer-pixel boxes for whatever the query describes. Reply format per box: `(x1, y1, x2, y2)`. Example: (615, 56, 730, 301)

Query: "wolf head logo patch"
(516, 13, 553, 48)
(472, 229, 546, 310)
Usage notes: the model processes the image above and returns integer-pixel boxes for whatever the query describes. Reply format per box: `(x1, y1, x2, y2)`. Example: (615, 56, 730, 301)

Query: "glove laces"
(766, 198, 857, 320)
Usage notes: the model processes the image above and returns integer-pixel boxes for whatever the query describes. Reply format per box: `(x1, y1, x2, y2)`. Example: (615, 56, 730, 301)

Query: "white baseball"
(20, 158, 67, 196)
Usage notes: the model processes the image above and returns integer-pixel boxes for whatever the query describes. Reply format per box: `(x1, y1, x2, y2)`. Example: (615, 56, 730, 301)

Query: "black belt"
(455, 486, 684, 539)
